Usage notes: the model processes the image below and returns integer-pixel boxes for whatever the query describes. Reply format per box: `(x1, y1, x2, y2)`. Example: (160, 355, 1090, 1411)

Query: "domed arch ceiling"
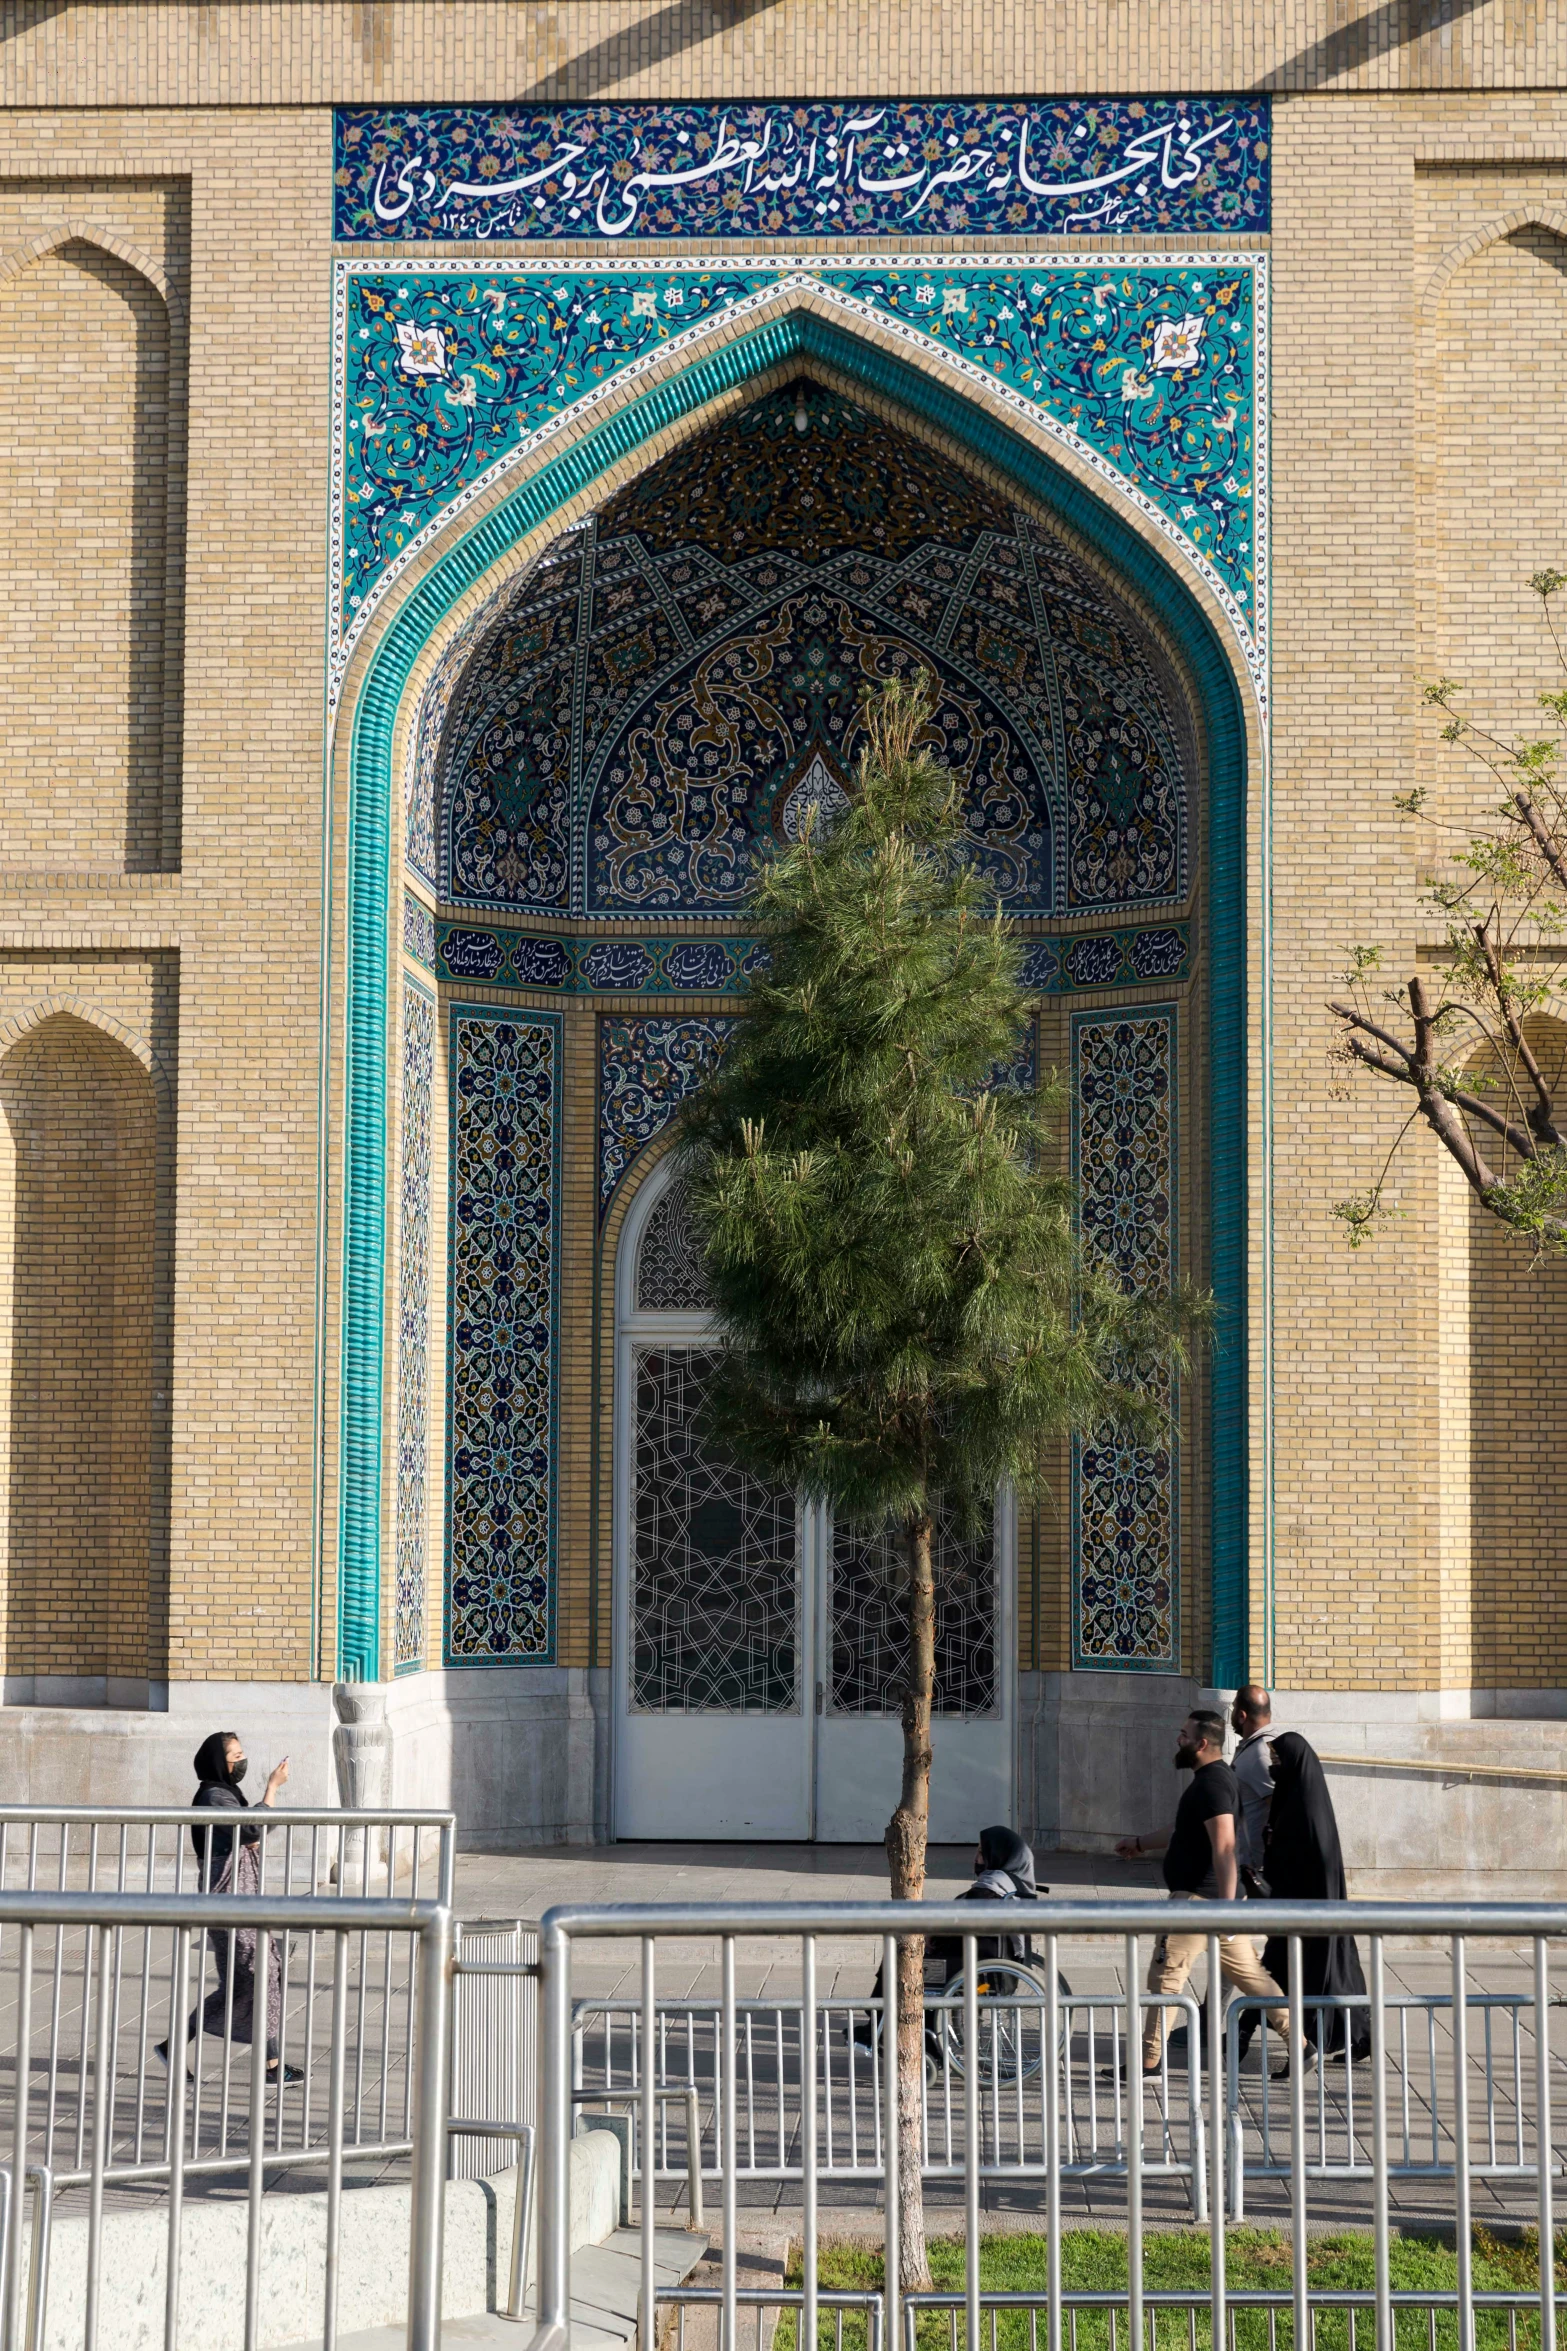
(425, 382, 1193, 921)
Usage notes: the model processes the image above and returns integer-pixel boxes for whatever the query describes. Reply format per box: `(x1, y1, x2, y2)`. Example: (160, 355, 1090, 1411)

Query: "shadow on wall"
(0, 1014, 168, 1698)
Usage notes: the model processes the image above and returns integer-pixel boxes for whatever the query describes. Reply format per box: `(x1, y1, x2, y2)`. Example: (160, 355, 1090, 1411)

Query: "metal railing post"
(802, 1934, 818, 2351)
(1371, 1934, 1391, 2351)
(1125, 1933, 1143, 2351)
(721, 1936, 738, 2351)
(1044, 1933, 1062, 2351)
(538, 1911, 574, 2345)
(882, 1935, 899, 2351)
(1454, 1934, 1474, 2351)
(1287, 1935, 1308, 2351)
(642, 1936, 657, 2351)
(406, 1904, 454, 2351)
(1206, 1934, 1225, 2351)
(963, 1935, 980, 2351)
(1537, 1936, 1556, 2351)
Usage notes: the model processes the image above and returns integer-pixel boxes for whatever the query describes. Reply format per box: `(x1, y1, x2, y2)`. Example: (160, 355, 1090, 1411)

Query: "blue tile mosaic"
(334, 101, 1268, 244)
(333, 255, 1265, 722)
(1070, 1007, 1178, 1671)
(403, 892, 437, 968)
(599, 1014, 737, 1218)
(446, 1006, 561, 1662)
(435, 927, 767, 994)
(408, 381, 1195, 921)
(427, 921, 1186, 996)
(395, 981, 435, 1671)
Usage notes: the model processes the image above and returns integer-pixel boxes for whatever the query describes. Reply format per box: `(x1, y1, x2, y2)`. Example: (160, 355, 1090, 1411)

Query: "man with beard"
(1114, 1708, 1287, 2075)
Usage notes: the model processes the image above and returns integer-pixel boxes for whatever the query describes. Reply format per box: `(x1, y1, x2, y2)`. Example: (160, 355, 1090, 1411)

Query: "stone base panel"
(0, 1676, 1561, 1896)
(1028, 1674, 1567, 1898)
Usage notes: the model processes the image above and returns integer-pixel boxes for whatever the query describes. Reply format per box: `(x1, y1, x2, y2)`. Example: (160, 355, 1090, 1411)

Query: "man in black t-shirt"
(1113, 1708, 1287, 2074)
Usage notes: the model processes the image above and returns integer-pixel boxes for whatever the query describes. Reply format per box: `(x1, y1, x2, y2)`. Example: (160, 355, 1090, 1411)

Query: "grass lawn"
(773, 2228, 1563, 2351)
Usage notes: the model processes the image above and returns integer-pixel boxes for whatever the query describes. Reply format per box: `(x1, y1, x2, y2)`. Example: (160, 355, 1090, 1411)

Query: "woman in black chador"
(157, 1732, 299, 2081)
(1259, 1732, 1371, 2069)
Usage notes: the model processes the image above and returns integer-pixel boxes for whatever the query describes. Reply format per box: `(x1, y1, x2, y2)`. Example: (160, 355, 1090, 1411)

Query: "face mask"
(229, 1758, 248, 1786)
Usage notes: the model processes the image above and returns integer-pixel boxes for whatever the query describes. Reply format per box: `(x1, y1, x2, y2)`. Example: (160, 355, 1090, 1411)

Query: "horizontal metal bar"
(570, 2089, 699, 2107)
(0, 1807, 456, 1828)
(1317, 1753, 1567, 1787)
(657, 2292, 884, 2310)
(0, 1890, 443, 1930)
(448, 2119, 530, 2139)
(48, 2140, 415, 2192)
(454, 1960, 540, 1978)
(543, 1898, 1567, 1938)
(904, 2295, 1567, 2313)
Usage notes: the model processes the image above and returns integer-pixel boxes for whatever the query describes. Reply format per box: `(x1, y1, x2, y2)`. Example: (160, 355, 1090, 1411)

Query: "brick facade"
(0, 7, 1561, 1853)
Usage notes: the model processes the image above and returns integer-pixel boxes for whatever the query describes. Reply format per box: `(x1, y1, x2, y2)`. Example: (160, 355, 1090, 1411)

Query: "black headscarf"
(918, 1826, 1044, 1985)
(193, 1732, 243, 1791)
(1260, 1733, 1370, 2057)
(970, 1825, 1039, 1900)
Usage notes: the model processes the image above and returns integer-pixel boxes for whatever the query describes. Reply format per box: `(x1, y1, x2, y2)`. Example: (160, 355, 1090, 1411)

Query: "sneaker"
(268, 2063, 305, 2087)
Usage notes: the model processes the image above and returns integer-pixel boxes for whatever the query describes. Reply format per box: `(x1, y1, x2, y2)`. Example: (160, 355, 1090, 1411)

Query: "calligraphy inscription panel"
(332, 256, 1264, 716)
(334, 100, 1269, 244)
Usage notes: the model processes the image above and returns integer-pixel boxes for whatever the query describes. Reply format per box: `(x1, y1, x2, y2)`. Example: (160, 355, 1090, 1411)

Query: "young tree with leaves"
(1330, 570, 1567, 1254)
(677, 675, 1205, 2287)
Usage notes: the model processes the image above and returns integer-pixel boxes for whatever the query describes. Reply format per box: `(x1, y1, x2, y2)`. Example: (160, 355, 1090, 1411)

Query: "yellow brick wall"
(0, 961, 173, 1682)
(0, 198, 186, 873)
(0, 11, 1560, 1697)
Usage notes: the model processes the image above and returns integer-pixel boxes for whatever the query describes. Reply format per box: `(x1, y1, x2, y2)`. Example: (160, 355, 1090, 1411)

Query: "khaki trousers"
(1142, 1894, 1287, 2065)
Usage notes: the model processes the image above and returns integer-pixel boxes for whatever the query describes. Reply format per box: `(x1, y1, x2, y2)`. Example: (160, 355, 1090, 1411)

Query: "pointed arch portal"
(337, 300, 1256, 1717)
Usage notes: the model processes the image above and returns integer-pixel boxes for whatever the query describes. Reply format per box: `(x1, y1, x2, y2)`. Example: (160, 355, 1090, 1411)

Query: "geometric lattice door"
(630, 1346, 798, 1715)
(815, 1501, 1012, 1841)
(613, 1171, 812, 1838)
(613, 1164, 1012, 1841)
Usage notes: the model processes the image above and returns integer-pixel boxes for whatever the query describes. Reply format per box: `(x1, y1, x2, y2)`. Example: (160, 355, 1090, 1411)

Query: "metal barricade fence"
(0, 1807, 454, 2192)
(530, 1899, 1567, 2351)
(571, 1987, 1207, 2199)
(1224, 1986, 1566, 2217)
(0, 1884, 452, 2351)
(450, 1919, 537, 2180)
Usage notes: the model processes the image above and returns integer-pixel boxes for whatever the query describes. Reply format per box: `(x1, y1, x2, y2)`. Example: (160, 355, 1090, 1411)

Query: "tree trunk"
(884, 1509, 936, 2294)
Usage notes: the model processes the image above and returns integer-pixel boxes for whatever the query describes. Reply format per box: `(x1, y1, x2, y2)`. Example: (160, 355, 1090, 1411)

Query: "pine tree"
(678, 674, 1206, 2286)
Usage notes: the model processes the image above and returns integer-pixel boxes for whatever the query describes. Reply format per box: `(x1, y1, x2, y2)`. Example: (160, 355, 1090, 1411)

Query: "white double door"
(611, 1328, 1014, 1844)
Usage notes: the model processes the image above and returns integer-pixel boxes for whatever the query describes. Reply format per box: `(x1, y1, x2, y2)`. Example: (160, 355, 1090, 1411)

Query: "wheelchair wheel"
(930, 1959, 1072, 2085)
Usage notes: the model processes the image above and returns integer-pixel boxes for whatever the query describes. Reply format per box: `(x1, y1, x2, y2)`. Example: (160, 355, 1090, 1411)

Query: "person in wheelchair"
(924, 1824, 1043, 1986)
(853, 1826, 1046, 2059)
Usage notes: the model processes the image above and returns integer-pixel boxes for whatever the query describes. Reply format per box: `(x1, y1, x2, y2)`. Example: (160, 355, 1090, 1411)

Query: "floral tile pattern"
(599, 1015, 737, 1218)
(1071, 1008, 1178, 1670)
(395, 982, 435, 1672)
(403, 892, 437, 968)
(446, 1006, 561, 1662)
(334, 101, 1268, 245)
(425, 919, 1187, 996)
(332, 255, 1265, 721)
(408, 380, 1194, 920)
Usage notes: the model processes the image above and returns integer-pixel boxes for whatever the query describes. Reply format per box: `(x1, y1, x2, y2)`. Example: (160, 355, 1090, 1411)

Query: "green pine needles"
(680, 670, 1203, 1634)
(677, 672, 1207, 2286)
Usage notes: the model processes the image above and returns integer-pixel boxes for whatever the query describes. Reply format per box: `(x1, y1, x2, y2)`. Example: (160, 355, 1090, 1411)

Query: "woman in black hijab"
(1260, 1733, 1371, 2067)
(158, 1732, 298, 2081)
(857, 1827, 1047, 2055)
(924, 1826, 1044, 1983)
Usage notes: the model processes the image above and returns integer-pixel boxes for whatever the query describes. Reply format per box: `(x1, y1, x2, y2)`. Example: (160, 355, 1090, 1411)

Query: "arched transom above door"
(413, 380, 1194, 920)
